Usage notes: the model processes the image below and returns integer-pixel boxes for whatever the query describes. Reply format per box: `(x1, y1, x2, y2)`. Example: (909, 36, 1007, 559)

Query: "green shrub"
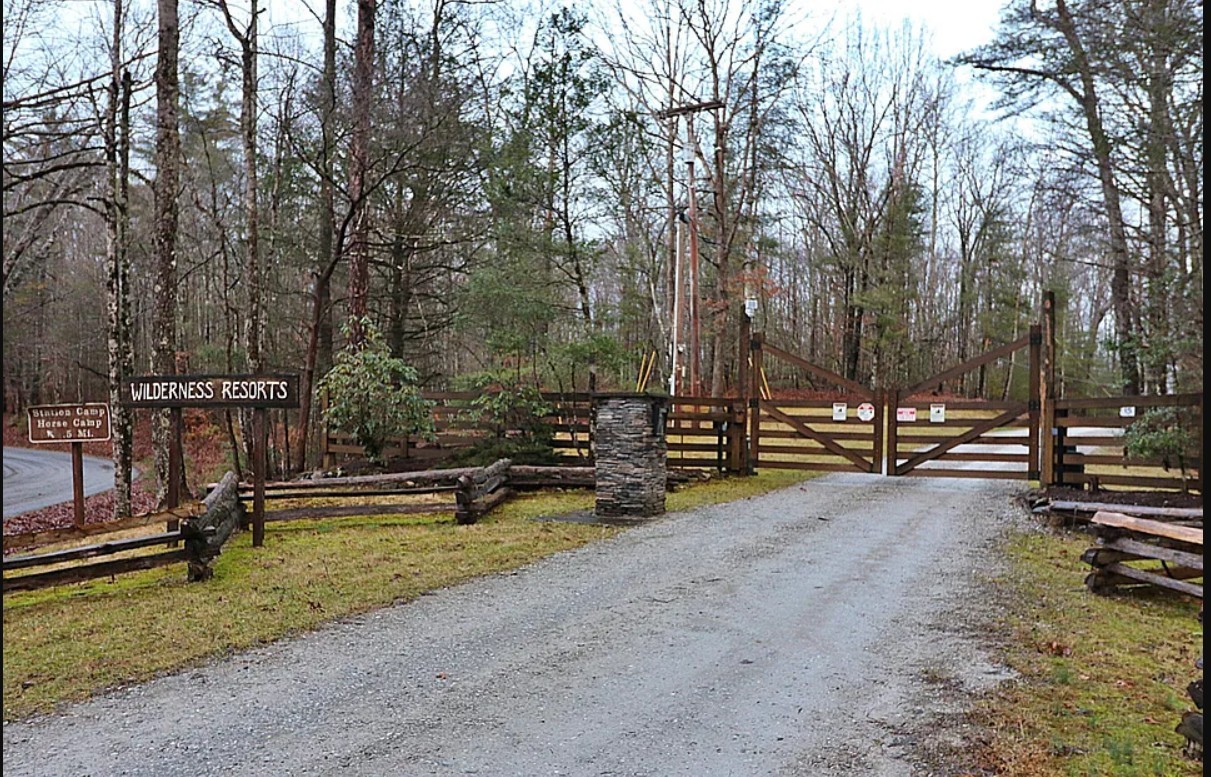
(1123, 406, 1198, 484)
(317, 320, 435, 464)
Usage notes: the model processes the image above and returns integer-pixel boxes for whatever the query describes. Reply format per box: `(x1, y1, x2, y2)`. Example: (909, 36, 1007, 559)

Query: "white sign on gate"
(832, 402, 847, 422)
(1119, 406, 1136, 418)
(930, 403, 946, 423)
(856, 402, 876, 422)
(896, 407, 917, 422)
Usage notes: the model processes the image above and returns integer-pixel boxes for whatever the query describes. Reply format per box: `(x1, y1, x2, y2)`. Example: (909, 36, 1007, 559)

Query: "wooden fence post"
(872, 388, 885, 475)
(1028, 324, 1042, 482)
(748, 333, 763, 474)
(1041, 291, 1057, 488)
(252, 407, 266, 547)
(886, 388, 900, 476)
(167, 407, 184, 545)
(71, 442, 85, 528)
(737, 313, 751, 475)
(320, 391, 333, 471)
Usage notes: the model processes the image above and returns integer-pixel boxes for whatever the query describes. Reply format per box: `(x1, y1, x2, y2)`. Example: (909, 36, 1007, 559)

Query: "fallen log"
(1091, 511, 1203, 547)
(508, 465, 595, 489)
(207, 464, 490, 494)
(183, 471, 244, 582)
(1039, 500, 1202, 521)
(455, 459, 512, 525)
(1085, 563, 1202, 598)
(1081, 539, 1203, 571)
(264, 503, 449, 522)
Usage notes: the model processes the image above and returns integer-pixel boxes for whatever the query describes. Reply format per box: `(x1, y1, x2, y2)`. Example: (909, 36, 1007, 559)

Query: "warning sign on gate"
(856, 402, 875, 422)
(832, 402, 847, 421)
(896, 407, 917, 422)
(930, 403, 946, 423)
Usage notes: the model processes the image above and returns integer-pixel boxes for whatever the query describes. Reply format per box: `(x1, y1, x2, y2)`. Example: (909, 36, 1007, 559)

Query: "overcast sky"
(834, 0, 1003, 59)
(39, 0, 1006, 67)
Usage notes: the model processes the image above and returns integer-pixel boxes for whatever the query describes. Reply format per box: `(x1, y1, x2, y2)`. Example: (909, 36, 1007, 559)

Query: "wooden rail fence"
(323, 392, 746, 474)
(219, 460, 517, 526)
(1048, 393, 1202, 494)
(1083, 510, 1203, 599)
(3, 472, 243, 592)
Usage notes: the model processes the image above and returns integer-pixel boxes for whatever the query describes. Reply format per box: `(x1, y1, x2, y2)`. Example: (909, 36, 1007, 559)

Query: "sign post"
(121, 374, 300, 548)
(27, 403, 112, 528)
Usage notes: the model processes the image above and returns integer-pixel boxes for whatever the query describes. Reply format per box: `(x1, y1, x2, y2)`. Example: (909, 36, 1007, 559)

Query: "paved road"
(2, 447, 119, 518)
(2, 473, 1026, 776)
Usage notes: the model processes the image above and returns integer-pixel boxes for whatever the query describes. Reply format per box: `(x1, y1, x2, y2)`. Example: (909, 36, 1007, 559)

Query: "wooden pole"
(253, 406, 266, 547)
(167, 407, 182, 509)
(167, 407, 183, 543)
(1041, 290, 1057, 488)
(71, 442, 85, 528)
(748, 333, 763, 473)
(737, 313, 751, 474)
(871, 389, 885, 475)
(686, 120, 700, 397)
(1028, 323, 1042, 483)
(886, 388, 900, 476)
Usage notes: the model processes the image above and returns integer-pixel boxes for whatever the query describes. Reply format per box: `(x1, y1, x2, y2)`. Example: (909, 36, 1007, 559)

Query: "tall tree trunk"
(295, 0, 338, 472)
(105, 0, 134, 518)
(152, 0, 181, 507)
(1054, 0, 1139, 394)
(346, 0, 376, 346)
(218, 0, 262, 465)
(1143, 0, 1170, 394)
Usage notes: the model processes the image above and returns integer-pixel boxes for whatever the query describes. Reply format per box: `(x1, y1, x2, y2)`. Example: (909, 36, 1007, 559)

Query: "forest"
(2, 0, 1203, 508)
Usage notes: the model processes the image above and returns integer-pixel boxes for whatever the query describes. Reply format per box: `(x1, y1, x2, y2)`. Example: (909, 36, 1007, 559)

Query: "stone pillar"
(593, 393, 669, 521)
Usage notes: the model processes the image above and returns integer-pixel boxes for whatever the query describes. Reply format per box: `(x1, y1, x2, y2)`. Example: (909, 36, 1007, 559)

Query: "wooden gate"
(887, 327, 1041, 480)
(748, 335, 884, 474)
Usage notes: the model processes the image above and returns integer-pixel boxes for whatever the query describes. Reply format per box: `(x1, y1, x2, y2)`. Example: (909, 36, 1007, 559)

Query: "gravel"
(3, 472, 1028, 776)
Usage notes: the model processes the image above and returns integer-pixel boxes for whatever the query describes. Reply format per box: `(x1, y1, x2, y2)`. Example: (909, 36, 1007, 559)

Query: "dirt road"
(3, 473, 1027, 776)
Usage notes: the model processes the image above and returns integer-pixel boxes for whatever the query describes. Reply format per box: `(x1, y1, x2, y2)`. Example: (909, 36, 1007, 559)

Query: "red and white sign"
(896, 407, 917, 423)
(856, 402, 876, 422)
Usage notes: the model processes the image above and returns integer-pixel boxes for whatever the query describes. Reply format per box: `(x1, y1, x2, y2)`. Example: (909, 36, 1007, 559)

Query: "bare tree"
(346, 0, 377, 346)
(957, 0, 1142, 393)
(104, 0, 136, 518)
(152, 0, 183, 504)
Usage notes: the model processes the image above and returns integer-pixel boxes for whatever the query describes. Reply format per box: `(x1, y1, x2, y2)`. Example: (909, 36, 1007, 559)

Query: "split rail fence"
(2, 472, 244, 592)
(320, 384, 1201, 494)
(323, 392, 745, 474)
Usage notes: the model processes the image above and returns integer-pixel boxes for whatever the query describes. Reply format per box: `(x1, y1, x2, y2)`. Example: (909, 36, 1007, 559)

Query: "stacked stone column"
(593, 393, 668, 521)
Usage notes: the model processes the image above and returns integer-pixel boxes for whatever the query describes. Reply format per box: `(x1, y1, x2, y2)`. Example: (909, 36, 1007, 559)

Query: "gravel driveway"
(3, 472, 1028, 776)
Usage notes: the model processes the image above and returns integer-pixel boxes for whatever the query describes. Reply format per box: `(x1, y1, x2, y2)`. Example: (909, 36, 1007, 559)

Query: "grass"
(972, 527, 1202, 776)
(2, 469, 811, 721)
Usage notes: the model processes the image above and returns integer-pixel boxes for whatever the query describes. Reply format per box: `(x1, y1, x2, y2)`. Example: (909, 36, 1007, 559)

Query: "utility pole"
(654, 99, 723, 397)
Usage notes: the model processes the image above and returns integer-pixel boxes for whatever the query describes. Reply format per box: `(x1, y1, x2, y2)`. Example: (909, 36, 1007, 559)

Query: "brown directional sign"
(120, 374, 301, 408)
(27, 403, 112, 443)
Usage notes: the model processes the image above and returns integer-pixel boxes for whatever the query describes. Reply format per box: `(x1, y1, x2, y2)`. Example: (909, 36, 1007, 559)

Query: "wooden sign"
(121, 374, 300, 408)
(27, 403, 112, 443)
